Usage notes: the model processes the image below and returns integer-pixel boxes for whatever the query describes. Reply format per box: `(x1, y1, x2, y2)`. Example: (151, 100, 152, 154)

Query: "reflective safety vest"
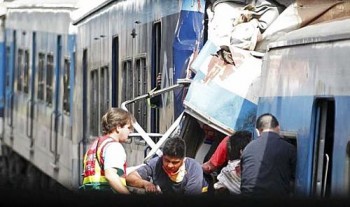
(80, 136, 127, 191)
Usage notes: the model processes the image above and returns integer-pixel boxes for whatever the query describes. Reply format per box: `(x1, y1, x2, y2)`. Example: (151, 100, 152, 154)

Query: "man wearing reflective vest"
(80, 108, 135, 194)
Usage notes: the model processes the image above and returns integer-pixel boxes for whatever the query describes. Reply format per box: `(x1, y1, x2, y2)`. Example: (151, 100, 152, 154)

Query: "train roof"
(0, 3, 6, 17)
(71, 0, 180, 25)
(267, 17, 350, 50)
(6, 0, 82, 9)
(72, 0, 116, 25)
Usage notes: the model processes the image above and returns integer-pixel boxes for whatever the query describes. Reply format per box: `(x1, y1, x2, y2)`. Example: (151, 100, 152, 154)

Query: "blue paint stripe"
(173, 6, 205, 118)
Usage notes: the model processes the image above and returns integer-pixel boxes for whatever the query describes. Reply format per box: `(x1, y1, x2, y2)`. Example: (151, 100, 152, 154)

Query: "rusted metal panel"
(297, 0, 350, 26)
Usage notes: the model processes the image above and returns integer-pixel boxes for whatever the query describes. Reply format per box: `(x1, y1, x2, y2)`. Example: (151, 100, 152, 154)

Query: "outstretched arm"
(126, 170, 160, 193)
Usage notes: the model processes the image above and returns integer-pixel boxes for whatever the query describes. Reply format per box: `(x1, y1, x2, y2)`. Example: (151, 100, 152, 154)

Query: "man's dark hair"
(256, 113, 279, 130)
(162, 136, 186, 158)
(227, 130, 252, 160)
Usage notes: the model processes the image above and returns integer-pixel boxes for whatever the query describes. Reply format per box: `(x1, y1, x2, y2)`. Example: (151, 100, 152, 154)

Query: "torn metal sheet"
(183, 40, 261, 135)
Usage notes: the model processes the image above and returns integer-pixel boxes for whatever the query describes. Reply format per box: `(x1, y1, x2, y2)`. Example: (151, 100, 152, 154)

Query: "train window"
(63, 58, 70, 114)
(17, 48, 23, 92)
(46, 54, 54, 106)
(122, 59, 132, 111)
(90, 69, 99, 136)
(100, 66, 109, 118)
(135, 57, 148, 129)
(38, 53, 45, 101)
(23, 50, 30, 94)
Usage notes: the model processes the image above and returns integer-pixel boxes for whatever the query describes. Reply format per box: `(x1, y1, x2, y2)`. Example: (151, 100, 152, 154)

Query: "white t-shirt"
(214, 159, 241, 194)
(103, 142, 126, 171)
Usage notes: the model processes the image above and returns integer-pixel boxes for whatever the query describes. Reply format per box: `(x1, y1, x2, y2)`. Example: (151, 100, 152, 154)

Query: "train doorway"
(27, 32, 36, 146)
(112, 36, 119, 107)
(311, 98, 334, 197)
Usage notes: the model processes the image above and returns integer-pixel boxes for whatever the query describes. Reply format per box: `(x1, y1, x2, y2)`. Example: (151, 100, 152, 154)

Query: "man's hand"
(156, 73, 161, 88)
(144, 182, 162, 194)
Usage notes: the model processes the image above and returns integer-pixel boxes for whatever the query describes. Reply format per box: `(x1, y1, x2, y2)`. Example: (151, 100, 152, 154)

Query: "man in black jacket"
(240, 113, 296, 197)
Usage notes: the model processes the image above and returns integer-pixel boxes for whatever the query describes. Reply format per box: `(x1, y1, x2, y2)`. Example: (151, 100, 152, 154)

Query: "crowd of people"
(79, 107, 296, 197)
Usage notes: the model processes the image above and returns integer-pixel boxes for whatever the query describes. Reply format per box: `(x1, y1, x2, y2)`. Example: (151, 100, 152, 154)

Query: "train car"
(2, 0, 80, 191)
(72, 0, 206, 176)
(0, 0, 207, 191)
(8, 0, 350, 198)
(257, 17, 350, 197)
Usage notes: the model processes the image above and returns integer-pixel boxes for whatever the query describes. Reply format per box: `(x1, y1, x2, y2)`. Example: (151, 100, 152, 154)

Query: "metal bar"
(121, 79, 191, 158)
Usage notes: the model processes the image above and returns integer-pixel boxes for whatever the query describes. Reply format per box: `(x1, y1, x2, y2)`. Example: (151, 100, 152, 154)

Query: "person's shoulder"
(243, 138, 258, 148)
(185, 157, 198, 163)
(105, 141, 123, 150)
(185, 157, 202, 168)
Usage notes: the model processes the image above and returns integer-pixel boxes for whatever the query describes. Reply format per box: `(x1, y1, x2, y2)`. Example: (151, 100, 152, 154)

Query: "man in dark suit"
(240, 113, 296, 197)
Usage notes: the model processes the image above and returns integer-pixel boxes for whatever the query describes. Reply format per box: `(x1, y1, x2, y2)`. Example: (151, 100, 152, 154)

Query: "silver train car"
(71, 0, 212, 180)
(1, 0, 80, 191)
(72, 0, 184, 169)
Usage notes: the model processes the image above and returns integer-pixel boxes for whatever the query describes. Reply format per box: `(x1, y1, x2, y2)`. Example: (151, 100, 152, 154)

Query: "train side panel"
(258, 18, 350, 197)
(73, 0, 183, 171)
(3, 4, 79, 189)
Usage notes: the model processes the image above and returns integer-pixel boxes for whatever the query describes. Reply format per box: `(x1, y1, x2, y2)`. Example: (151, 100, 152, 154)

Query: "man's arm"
(126, 170, 149, 188)
(126, 170, 160, 193)
(105, 168, 130, 194)
(202, 136, 229, 173)
(103, 143, 129, 194)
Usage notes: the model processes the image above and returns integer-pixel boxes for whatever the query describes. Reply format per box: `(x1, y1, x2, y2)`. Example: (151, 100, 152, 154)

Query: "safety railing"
(121, 78, 191, 161)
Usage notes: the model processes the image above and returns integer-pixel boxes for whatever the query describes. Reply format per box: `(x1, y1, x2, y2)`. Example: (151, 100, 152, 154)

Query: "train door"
(5, 30, 16, 136)
(311, 98, 334, 197)
(14, 30, 31, 147)
(82, 48, 88, 154)
(77, 48, 88, 185)
(27, 32, 36, 148)
(151, 21, 161, 133)
(50, 35, 62, 167)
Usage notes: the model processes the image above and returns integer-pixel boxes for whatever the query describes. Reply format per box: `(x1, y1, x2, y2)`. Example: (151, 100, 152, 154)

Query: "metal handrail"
(121, 79, 191, 160)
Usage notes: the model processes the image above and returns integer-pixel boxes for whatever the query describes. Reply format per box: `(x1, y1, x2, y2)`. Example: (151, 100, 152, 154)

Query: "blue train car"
(257, 18, 350, 197)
